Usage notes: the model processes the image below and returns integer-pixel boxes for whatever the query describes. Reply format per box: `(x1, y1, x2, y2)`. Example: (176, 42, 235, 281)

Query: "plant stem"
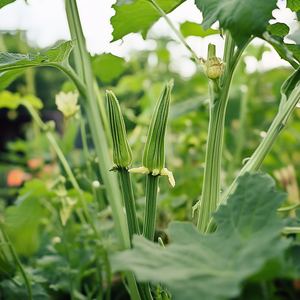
(143, 174, 159, 241)
(65, 0, 131, 251)
(196, 36, 236, 233)
(148, 0, 200, 64)
(226, 86, 249, 184)
(118, 168, 140, 241)
(65, 2, 141, 299)
(118, 168, 154, 300)
(206, 72, 300, 233)
(0, 223, 32, 300)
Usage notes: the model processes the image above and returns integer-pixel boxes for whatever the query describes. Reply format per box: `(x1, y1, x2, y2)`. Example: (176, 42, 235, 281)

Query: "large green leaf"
(111, 172, 290, 300)
(92, 53, 126, 83)
(262, 23, 300, 68)
(111, 0, 186, 42)
(0, 0, 16, 9)
(287, 0, 300, 12)
(0, 40, 76, 73)
(195, 0, 277, 47)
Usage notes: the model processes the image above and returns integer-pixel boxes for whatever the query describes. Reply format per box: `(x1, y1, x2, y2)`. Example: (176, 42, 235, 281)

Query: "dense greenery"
(0, 0, 300, 299)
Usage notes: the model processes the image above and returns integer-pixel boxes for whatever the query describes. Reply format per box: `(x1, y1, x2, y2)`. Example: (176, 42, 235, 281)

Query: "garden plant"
(1, 0, 300, 299)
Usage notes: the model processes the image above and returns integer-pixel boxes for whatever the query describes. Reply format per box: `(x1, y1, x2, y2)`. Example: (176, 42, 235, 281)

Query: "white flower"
(55, 91, 80, 117)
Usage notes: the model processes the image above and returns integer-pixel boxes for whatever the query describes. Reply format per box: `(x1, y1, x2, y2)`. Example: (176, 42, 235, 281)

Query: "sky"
(0, 0, 298, 77)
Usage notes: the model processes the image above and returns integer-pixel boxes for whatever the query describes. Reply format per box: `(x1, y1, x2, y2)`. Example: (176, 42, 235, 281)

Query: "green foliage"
(0, 69, 25, 92)
(0, 0, 17, 9)
(1, 1, 300, 300)
(92, 53, 126, 83)
(195, 0, 277, 47)
(111, 173, 291, 300)
(111, 0, 186, 41)
(0, 90, 43, 109)
(263, 23, 300, 68)
(0, 40, 76, 72)
(180, 21, 219, 38)
(287, 0, 300, 12)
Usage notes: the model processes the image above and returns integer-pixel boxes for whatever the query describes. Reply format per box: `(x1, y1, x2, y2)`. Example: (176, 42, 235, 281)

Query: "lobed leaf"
(111, 0, 186, 42)
(0, 40, 76, 73)
(195, 0, 277, 47)
(111, 172, 290, 300)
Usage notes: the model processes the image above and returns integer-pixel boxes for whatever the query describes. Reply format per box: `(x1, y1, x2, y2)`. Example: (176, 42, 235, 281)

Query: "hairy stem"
(65, 1, 141, 299)
(143, 175, 159, 241)
(206, 71, 300, 233)
(118, 168, 140, 241)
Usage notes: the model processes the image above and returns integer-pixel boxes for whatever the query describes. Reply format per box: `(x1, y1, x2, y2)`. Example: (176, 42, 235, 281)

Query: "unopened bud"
(142, 80, 173, 173)
(106, 91, 133, 168)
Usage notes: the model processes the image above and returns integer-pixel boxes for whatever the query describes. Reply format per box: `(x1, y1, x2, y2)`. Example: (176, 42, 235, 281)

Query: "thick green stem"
(206, 75, 300, 233)
(196, 34, 249, 233)
(143, 175, 159, 241)
(65, 0, 131, 251)
(226, 87, 248, 184)
(118, 168, 154, 300)
(196, 37, 236, 233)
(118, 168, 140, 241)
(65, 2, 141, 299)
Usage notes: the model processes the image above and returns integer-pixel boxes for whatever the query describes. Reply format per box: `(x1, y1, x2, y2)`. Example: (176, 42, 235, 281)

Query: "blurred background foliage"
(0, 26, 299, 298)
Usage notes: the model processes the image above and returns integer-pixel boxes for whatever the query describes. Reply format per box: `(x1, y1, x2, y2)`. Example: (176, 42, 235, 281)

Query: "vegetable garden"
(1, 0, 300, 299)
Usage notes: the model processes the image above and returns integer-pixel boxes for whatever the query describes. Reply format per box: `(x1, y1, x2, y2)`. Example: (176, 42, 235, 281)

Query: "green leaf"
(0, 40, 76, 73)
(0, 69, 25, 91)
(180, 21, 219, 38)
(262, 23, 300, 68)
(0, 90, 21, 109)
(111, 0, 186, 42)
(0, 0, 16, 9)
(92, 53, 126, 83)
(262, 32, 299, 68)
(46, 40, 76, 63)
(267, 23, 290, 38)
(5, 179, 54, 256)
(115, 0, 138, 6)
(195, 0, 277, 47)
(287, 0, 300, 12)
(110, 172, 290, 300)
(23, 94, 43, 109)
(0, 90, 43, 109)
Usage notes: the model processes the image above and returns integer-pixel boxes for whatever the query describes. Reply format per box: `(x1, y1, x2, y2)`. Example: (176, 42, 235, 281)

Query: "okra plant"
(0, 0, 300, 300)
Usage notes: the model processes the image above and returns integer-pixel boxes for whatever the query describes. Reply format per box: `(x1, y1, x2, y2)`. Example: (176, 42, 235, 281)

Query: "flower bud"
(55, 91, 80, 118)
(206, 56, 225, 79)
(142, 80, 173, 173)
(106, 90, 133, 168)
(200, 43, 225, 80)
